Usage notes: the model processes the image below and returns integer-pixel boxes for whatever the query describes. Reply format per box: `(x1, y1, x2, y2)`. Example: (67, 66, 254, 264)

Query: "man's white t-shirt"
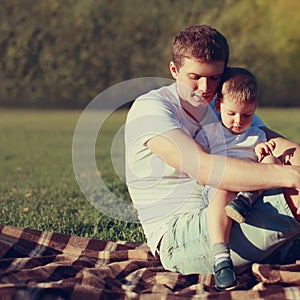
(125, 83, 264, 255)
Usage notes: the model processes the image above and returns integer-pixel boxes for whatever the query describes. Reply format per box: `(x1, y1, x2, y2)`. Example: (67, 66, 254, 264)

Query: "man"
(125, 24, 300, 291)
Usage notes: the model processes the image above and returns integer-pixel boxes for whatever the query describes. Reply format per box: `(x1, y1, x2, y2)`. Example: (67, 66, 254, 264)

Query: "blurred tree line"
(0, 0, 299, 108)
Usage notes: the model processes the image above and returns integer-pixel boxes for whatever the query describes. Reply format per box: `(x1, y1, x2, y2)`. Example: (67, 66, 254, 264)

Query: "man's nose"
(197, 77, 208, 93)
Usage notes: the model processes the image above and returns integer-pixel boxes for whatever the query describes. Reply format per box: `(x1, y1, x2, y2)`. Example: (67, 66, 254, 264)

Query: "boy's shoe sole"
(225, 195, 251, 223)
(216, 282, 239, 292)
(225, 205, 245, 223)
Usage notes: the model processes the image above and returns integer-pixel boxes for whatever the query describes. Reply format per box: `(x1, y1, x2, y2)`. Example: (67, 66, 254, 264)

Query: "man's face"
(169, 58, 224, 108)
(218, 98, 257, 134)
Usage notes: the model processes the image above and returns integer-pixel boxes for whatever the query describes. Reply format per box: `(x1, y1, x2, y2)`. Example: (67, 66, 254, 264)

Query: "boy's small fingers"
(269, 139, 276, 148)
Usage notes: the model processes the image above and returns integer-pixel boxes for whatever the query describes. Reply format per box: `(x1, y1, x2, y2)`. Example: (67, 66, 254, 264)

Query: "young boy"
(196, 67, 280, 290)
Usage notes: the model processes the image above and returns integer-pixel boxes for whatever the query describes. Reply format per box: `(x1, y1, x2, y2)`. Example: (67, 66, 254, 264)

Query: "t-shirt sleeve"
(194, 126, 210, 152)
(257, 128, 267, 143)
(251, 114, 265, 128)
(125, 96, 181, 146)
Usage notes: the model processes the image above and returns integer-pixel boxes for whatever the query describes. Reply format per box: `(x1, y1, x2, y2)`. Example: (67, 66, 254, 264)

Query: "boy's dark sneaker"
(214, 260, 238, 291)
(225, 195, 251, 223)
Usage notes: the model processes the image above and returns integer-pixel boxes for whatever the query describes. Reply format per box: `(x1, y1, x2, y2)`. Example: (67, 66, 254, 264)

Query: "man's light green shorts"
(159, 188, 300, 274)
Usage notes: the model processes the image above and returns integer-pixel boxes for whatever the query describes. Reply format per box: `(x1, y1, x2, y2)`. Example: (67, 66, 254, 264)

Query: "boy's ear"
(169, 61, 179, 79)
(215, 98, 221, 112)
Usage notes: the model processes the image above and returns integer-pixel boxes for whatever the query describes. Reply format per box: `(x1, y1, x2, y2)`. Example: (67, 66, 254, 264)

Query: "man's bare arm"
(147, 128, 300, 192)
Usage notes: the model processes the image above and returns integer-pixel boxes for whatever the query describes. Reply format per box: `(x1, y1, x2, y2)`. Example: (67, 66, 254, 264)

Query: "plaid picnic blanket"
(0, 225, 300, 299)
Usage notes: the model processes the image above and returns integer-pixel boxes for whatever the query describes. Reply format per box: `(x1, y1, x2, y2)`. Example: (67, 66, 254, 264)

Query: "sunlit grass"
(257, 108, 300, 144)
(0, 109, 144, 242)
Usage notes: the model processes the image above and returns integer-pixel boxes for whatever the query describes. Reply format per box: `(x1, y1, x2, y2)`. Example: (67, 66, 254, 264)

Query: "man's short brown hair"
(172, 24, 229, 69)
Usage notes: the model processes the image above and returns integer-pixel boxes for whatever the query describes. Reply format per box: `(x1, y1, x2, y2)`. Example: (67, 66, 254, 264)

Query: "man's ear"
(169, 61, 179, 80)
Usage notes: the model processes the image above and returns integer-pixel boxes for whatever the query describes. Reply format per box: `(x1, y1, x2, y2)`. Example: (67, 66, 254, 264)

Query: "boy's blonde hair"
(218, 67, 259, 104)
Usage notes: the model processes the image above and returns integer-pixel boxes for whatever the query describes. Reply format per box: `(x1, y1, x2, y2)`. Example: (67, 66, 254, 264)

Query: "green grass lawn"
(0, 109, 145, 242)
(0, 108, 299, 242)
(256, 108, 300, 144)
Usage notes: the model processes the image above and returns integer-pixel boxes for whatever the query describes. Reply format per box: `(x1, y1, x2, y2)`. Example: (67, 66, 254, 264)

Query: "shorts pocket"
(169, 240, 213, 274)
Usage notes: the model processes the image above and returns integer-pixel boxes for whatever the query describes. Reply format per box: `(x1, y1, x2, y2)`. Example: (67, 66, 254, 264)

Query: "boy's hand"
(255, 139, 276, 162)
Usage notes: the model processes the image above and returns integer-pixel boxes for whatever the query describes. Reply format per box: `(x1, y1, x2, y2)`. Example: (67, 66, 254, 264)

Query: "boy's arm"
(255, 139, 276, 162)
(260, 126, 300, 165)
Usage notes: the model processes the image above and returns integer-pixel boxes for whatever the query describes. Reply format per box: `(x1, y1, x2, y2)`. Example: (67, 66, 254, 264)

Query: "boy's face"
(169, 58, 224, 108)
(217, 98, 257, 134)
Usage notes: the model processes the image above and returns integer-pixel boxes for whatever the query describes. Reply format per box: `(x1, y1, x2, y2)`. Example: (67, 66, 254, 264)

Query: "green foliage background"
(1, 0, 300, 108)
